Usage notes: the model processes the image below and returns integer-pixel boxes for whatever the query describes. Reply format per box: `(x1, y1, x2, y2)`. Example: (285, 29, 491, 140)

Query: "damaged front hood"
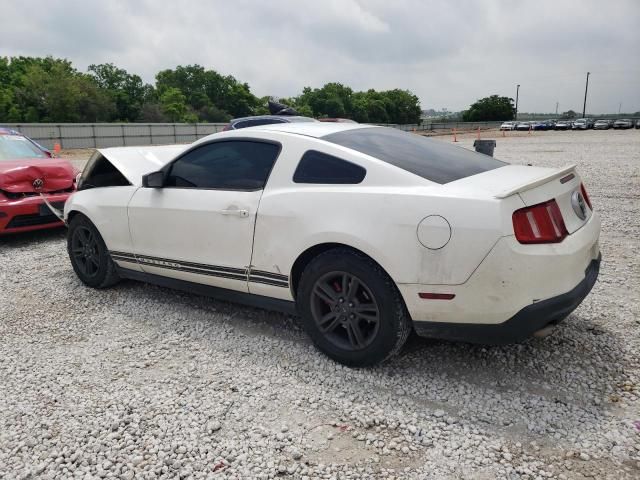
(0, 158, 76, 193)
(97, 145, 189, 186)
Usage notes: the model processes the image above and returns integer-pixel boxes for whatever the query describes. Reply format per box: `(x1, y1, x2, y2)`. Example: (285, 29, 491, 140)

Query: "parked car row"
(500, 119, 640, 131)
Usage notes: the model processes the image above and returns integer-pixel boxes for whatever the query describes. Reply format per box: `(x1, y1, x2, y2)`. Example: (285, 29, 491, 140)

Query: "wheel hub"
(310, 271, 380, 351)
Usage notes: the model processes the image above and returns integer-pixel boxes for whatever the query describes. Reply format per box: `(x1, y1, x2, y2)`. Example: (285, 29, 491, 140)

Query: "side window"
(293, 150, 366, 184)
(166, 141, 280, 190)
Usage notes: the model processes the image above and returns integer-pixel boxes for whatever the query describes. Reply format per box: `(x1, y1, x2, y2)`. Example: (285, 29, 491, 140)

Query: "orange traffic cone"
(53, 143, 61, 155)
(452, 128, 458, 142)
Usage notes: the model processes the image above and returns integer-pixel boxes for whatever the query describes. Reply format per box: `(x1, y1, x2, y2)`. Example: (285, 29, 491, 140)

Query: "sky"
(1, 0, 639, 114)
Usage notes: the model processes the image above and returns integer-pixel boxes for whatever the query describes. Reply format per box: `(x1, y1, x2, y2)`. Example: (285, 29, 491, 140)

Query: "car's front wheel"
(297, 248, 411, 367)
(67, 213, 120, 288)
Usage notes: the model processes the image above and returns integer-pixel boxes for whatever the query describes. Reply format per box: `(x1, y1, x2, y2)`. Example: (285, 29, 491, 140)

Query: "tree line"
(0, 56, 422, 124)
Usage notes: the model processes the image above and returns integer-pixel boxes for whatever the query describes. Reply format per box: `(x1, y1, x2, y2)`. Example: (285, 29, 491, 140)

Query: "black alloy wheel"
(298, 248, 411, 367)
(70, 225, 101, 279)
(67, 214, 120, 288)
(310, 271, 380, 351)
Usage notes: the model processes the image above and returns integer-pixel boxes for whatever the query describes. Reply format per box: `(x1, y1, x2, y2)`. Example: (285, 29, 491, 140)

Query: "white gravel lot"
(1, 129, 639, 479)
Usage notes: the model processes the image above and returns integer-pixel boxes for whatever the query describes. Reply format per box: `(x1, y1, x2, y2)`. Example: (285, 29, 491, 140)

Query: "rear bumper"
(0, 193, 69, 235)
(413, 254, 601, 344)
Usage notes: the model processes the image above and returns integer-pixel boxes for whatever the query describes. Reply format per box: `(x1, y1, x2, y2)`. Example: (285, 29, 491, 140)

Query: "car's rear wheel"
(67, 214, 120, 288)
(297, 248, 411, 367)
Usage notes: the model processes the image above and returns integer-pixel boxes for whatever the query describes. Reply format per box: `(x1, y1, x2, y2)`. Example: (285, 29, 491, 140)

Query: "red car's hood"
(0, 158, 77, 193)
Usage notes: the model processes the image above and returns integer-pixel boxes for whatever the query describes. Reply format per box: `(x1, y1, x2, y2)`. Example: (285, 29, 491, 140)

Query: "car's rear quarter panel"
(249, 132, 510, 299)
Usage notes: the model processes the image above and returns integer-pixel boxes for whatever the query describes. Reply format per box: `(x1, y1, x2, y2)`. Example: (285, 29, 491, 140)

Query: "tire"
(67, 213, 120, 288)
(297, 248, 411, 367)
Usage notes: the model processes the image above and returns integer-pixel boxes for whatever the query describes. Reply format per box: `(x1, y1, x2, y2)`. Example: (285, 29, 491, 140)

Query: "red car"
(0, 128, 77, 235)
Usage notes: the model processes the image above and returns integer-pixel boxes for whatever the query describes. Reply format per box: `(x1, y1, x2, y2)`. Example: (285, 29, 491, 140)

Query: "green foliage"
(159, 87, 187, 122)
(0, 56, 423, 125)
(287, 84, 421, 124)
(561, 110, 577, 119)
(155, 65, 257, 120)
(89, 63, 147, 121)
(462, 95, 515, 122)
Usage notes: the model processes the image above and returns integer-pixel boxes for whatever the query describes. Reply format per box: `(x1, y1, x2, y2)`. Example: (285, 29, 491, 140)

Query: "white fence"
(3, 121, 505, 149)
(3, 123, 228, 149)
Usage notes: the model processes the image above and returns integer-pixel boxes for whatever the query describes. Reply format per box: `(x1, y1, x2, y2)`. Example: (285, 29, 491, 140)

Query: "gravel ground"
(1, 130, 639, 479)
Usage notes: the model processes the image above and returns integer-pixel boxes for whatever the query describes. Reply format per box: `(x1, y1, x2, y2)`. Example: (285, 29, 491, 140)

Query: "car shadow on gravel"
(396, 312, 629, 408)
(0, 226, 66, 247)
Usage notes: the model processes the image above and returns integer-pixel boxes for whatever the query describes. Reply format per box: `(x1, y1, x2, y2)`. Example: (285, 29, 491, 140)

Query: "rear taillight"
(580, 183, 592, 210)
(513, 199, 568, 244)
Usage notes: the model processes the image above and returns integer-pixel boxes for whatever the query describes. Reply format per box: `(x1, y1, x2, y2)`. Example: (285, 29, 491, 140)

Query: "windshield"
(323, 127, 506, 184)
(0, 135, 47, 161)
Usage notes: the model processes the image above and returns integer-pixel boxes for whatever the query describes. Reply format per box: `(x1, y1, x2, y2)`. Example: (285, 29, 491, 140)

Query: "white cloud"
(1, 0, 638, 113)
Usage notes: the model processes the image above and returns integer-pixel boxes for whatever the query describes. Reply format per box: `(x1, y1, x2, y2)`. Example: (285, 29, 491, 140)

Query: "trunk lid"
(444, 164, 590, 234)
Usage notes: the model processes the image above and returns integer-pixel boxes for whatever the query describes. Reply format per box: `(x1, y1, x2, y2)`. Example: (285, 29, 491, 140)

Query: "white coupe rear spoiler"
(494, 164, 576, 199)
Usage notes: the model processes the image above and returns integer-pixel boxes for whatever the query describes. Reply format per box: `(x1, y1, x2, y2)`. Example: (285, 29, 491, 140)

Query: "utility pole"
(515, 84, 520, 121)
(618, 102, 622, 114)
(582, 72, 590, 118)
(555, 102, 559, 116)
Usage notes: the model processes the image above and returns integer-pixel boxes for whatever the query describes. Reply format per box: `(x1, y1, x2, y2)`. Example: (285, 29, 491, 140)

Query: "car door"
(127, 139, 281, 292)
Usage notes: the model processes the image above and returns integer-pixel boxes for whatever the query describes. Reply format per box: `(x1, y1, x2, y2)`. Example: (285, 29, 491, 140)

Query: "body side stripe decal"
(108, 250, 289, 287)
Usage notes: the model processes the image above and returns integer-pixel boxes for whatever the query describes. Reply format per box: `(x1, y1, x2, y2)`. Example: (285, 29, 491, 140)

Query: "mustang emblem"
(32, 178, 44, 190)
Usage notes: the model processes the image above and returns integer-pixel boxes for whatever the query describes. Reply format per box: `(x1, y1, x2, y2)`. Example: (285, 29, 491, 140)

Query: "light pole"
(582, 72, 590, 118)
(515, 84, 520, 121)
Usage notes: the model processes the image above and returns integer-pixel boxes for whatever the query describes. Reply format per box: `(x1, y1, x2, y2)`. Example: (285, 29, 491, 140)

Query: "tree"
(138, 103, 167, 122)
(159, 87, 187, 122)
(462, 95, 515, 122)
(155, 64, 259, 118)
(89, 63, 148, 121)
(0, 56, 425, 125)
(292, 84, 421, 123)
(561, 110, 577, 119)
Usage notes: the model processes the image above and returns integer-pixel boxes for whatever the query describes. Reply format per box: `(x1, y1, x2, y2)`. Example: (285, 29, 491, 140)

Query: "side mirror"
(142, 171, 165, 188)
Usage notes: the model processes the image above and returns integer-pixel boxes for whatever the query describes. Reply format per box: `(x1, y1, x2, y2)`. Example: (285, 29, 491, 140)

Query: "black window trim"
(161, 138, 283, 192)
(292, 149, 367, 185)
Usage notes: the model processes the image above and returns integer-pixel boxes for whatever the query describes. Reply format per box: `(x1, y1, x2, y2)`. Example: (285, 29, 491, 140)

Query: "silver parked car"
(593, 119, 612, 130)
(613, 119, 634, 129)
(554, 120, 572, 131)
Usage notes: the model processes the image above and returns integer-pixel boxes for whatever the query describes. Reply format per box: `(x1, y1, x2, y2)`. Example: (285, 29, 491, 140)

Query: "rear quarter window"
(293, 150, 366, 184)
(322, 127, 506, 184)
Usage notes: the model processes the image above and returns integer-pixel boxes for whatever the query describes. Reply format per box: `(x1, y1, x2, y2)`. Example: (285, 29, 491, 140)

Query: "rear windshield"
(322, 127, 506, 184)
(0, 135, 47, 161)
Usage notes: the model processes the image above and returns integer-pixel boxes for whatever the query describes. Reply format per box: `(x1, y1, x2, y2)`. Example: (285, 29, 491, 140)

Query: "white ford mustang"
(64, 123, 601, 366)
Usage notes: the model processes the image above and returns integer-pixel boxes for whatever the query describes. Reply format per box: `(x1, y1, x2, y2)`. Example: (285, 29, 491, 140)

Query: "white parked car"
(499, 121, 516, 131)
(64, 123, 601, 366)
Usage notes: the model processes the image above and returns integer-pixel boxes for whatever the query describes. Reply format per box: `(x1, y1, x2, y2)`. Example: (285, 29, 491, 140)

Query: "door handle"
(221, 208, 249, 217)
